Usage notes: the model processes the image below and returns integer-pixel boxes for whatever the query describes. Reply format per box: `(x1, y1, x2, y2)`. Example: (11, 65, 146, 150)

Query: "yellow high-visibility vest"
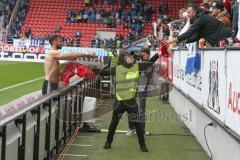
(115, 63, 139, 101)
(110, 55, 118, 68)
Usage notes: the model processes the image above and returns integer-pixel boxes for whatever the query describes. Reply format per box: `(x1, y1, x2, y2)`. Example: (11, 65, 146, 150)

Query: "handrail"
(0, 76, 100, 160)
(0, 78, 86, 127)
(0, 91, 58, 127)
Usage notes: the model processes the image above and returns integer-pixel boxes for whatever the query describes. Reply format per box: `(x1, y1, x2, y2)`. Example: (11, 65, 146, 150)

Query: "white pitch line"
(0, 77, 44, 92)
(67, 144, 93, 147)
(60, 154, 88, 157)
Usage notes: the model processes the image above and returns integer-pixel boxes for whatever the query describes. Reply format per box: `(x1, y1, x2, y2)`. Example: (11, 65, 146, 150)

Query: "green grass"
(0, 61, 44, 106)
(0, 61, 209, 159)
(63, 97, 209, 160)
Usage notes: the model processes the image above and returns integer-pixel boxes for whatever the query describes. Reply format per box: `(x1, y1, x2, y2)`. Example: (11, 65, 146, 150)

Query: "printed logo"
(207, 60, 220, 113)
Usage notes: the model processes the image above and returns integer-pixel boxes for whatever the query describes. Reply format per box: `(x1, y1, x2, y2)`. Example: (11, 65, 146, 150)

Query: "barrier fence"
(0, 77, 100, 160)
(172, 47, 240, 140)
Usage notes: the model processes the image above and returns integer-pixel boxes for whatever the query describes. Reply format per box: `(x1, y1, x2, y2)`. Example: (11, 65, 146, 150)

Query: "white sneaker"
(126, 129, 136, 136)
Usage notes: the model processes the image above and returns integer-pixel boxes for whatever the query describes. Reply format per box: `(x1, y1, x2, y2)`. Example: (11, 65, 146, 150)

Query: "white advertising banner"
(225, 51, 240, 136)
(172, 49, 181, 89)
(201, 50, 226, 122)
(172, 50, 189, 95)
(172, 49, 203, 105)
(173, 48, 240, 136)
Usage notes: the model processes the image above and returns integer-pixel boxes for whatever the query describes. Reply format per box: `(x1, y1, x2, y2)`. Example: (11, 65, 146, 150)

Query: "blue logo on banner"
(185, 43, 201, 74)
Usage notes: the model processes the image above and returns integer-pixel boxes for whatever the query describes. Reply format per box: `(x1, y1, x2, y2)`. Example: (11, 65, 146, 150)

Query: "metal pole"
(45, 101, 52, 160)
(33, 106, 40, 160)
(63, 94, 67, 144)
(55, 95, 60, 154)
(1, 126, 7, 160)
(68, 90, 73, 135)
(19, 114, 26, 160)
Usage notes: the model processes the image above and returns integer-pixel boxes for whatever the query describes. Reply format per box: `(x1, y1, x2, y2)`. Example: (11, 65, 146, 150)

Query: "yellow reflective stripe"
(108, 52, 113, 57)
(116, 92, 122, 100)
(115, 63, 139, 101)
(125, 71, 139, 80)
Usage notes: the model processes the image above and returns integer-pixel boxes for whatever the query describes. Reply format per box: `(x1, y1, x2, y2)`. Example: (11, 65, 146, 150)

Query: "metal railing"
(0, 77, 100, 160)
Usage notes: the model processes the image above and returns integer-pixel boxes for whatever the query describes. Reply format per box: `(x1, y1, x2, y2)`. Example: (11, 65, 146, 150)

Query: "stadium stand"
(0, 0, 17, 43)
(20, 0, 189, 48)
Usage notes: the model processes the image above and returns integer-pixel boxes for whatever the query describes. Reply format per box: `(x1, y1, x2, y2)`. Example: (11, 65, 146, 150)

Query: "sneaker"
(140, 144, 148, 152)
(103, 142, 111, 149)
(126, 129, 136, 136)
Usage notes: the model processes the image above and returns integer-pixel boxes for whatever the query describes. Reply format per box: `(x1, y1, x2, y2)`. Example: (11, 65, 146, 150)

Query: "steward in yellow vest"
(103, 51, 151, 152)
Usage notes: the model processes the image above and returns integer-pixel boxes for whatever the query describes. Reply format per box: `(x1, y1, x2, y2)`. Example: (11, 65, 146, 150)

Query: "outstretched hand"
(161, 40, 170, 48)
(162, 38, 178, 48)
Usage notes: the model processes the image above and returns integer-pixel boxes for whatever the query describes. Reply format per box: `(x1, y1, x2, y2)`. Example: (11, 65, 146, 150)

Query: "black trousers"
(106, 101, 145, 146)
(128, 98, 146, 133)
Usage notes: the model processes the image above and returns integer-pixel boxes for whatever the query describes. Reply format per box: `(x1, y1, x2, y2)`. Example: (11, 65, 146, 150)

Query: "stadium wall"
(170, 87, 240, 160)
(170, 48, 240, 160)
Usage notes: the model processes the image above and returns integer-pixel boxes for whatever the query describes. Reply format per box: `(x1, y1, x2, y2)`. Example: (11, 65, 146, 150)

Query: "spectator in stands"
(54, 24, 62, 33)
(164, 4, 234, 47)
(156, 19, 170, 39)
(83, 9, 89, 22)
(84, 0, 90, 7)
(67, 9, 72, 17)
(76, 30, 81, 38)
(69, 37, 74, 46)
(96, 11, 101, 23)
(34, 35, 40, 46)
(91, 38, 96, 48)
(200, 0, 212, 11)
(40, 36, 45, 46)
(25, 27, 31, 39)
(145, 6, 154, 22)
(211, 1, 231, 28)
(70, 16, 75, 23)
(103, 15, 110, 25)
(125, 32, 135, 43)
(162, 1, 168, 15)
(76, 37, 80, 47)
(178, 8, 188, 31)
(1, 29, 6, 43)
(97, 38, 102, 48)
(158, 3, 164, 18)
(6, 0, 28, 39)
(90, 10, 96, 22)
(89, 0, 93, 7)
(121, 0, 127, 9)
(0, 0, 16, 29)
(201, 0, 213, 6)
(104, 0, 108, 5)
(45, 33, 49, 40)
(67, 10, 72, 22)
(224, 0, 232, 14)
(6, 34, 13, 44)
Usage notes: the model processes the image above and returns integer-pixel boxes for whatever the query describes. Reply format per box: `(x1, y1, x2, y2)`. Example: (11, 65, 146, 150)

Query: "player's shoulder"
(47, 49, 61, 55)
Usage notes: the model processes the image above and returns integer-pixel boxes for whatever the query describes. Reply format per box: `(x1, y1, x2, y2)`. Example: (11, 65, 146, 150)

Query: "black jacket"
(177, 9, 233, 46)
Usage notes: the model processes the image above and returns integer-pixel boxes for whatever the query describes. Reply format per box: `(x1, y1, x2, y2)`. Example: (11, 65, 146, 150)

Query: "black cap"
(212, 1, 224, 10)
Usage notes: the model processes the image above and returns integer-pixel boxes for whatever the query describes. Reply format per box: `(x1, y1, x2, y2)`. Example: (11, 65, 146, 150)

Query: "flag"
(60, 62, 95, 85)
(185, 42, 201, 74)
